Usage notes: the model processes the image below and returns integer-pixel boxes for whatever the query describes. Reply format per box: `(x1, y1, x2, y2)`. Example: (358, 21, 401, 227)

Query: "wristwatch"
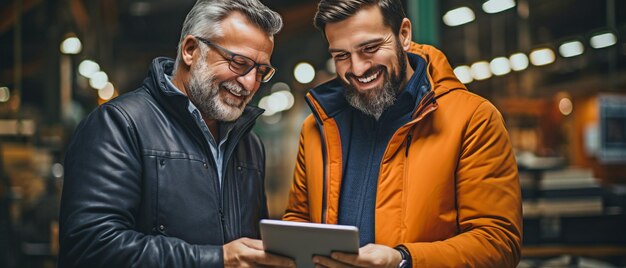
(394, 245, 412, 268)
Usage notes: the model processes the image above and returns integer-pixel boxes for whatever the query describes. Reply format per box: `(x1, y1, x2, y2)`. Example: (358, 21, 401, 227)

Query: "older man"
(59, 0, 294, 267)
(283, 0, 522, 267)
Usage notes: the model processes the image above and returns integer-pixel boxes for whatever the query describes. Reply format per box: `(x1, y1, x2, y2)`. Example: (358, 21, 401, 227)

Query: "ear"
(181, 35, 200, 67)
(398, 18, 412, 51)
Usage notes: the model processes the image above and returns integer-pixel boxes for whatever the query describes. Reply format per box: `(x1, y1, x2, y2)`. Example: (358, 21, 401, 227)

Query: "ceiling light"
(509, 53, 529, 71)
(78, 60, 100, 78)
(60, 36, 82, 55)
(0, 87, 10, 102)
(470, 61, 492, 81)
(270, 82, 290, 93)
(559, 97, 573, 116)
(482, 0, 516, 14)
(259, 96, 275, 116)
(489, 57, 511, 76)
(559, 41, 584, 57)
(529, 48, 555, 66)
(268, 91, 295, 112)
(98, 82, 116, 100)
(51, 163, 64, 179)
(89, 71, 108, 90)
(294, 62, 315, 84)
(453, 66, 473, 84)
(443, 7, 475, 27)
(590, 32, 617, 49)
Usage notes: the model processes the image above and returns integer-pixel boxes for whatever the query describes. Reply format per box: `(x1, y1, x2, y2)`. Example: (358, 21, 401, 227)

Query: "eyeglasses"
(195, 36, 276, 83)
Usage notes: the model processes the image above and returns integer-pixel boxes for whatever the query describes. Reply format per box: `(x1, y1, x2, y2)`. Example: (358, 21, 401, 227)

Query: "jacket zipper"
(401, 90, 436, 158)
(306, 94, 329, 223)
(219, 113, 261, 238)
(320, 132, 328, 224)
(203, 143, 225, 244)
(405, 134, 412, 157)
(195, 110, 261, 243)
(219, 209, 225, 227)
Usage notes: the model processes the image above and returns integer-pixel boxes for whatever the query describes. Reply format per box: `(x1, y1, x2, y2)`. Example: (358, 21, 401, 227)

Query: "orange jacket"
(283, 43, 522, 267)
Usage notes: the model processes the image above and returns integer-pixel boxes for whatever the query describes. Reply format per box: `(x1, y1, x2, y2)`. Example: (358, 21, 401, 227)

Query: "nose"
(236, 67, 260, 92)
(349, 54, 372, 77)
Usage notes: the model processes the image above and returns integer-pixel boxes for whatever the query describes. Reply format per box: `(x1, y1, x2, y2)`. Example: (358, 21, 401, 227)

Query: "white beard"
(186, 57, 251, 122)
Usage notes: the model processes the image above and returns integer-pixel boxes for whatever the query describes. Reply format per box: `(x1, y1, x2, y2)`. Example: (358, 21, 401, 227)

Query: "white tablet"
(260, 219, 359, 268)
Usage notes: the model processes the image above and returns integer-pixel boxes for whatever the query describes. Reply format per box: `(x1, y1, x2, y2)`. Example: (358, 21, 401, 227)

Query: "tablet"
(260, 219, 359, 268)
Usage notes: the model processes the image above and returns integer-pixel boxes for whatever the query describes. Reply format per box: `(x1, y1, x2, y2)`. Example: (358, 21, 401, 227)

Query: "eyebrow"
(328, 38, 386, 54)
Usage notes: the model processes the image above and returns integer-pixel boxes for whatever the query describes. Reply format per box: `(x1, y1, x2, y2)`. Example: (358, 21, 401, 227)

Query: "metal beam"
(407, 0, 439, 46)
(0, 0, 41, 34)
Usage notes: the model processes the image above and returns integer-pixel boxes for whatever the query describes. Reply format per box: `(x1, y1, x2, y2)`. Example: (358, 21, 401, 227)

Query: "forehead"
(214, 11, 275, 63)
(324, 5, 392, 50)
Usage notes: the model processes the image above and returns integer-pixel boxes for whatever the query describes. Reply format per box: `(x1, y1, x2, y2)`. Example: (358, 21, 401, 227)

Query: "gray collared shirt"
(163, 73, 234, 187)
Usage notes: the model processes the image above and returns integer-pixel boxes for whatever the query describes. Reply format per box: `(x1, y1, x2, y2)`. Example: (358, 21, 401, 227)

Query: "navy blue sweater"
(338, 53, 429, 245)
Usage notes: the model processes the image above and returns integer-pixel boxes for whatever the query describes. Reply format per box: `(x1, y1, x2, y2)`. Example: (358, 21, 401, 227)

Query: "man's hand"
(223, 237, 295, 268)
(312, 243, 402, 268)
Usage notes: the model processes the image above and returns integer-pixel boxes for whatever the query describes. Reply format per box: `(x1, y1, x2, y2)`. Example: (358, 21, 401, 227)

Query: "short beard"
(343, 40, 407, 120)
(186, 53, 250, 122)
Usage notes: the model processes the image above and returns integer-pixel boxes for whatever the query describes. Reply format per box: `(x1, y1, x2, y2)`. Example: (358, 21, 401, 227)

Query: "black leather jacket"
(59, 57, 267, 267)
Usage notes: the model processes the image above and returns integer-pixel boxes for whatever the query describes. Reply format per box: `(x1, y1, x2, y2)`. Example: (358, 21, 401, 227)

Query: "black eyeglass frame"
(194, 36, 276, 83)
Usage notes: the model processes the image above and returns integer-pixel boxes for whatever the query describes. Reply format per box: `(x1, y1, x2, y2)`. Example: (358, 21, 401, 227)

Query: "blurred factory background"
(1, 0, 626, 267)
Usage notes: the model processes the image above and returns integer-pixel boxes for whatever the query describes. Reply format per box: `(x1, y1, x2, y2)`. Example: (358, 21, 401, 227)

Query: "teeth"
(223, 83, 246, 97)
(356, 71, 380, 83)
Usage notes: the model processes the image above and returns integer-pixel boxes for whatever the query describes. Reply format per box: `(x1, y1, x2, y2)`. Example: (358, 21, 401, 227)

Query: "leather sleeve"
(59, 103, 223, 268)
(403, 101, 522, 268)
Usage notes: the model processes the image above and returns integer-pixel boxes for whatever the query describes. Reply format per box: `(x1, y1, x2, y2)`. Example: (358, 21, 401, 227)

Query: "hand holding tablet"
(260, 219, 359, 268)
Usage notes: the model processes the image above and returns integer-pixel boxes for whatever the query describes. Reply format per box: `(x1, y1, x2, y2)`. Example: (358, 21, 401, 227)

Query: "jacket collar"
(140, 57, 263, 163)
(407, 43, 467, 99)
(307, 52, 428, 121)
(306, 43, 467, 121)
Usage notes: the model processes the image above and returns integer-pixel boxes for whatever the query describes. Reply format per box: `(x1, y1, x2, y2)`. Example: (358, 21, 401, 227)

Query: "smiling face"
(187, 51, 249, 122)
(184, 11, 274, 122)
(325, 5, 413, 119)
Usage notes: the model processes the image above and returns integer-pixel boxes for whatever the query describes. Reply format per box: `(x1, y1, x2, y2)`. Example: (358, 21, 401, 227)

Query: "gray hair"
(173, 0, 283, 73)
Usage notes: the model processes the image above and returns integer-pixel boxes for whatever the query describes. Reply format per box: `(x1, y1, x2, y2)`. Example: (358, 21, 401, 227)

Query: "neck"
(172, 66, 220, 139)
(171, 71, 189, 97)
(204, 116, 220, 141)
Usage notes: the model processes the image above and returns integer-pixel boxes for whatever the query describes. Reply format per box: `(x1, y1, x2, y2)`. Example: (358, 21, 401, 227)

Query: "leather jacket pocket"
(144, 151, 223, 245)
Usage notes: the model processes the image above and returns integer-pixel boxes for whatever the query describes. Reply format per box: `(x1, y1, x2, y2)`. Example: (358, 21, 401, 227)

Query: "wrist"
(394, 245, 411, 268)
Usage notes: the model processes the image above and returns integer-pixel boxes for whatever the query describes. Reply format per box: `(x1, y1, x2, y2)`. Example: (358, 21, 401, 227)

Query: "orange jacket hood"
(306, 43, 467, 122)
